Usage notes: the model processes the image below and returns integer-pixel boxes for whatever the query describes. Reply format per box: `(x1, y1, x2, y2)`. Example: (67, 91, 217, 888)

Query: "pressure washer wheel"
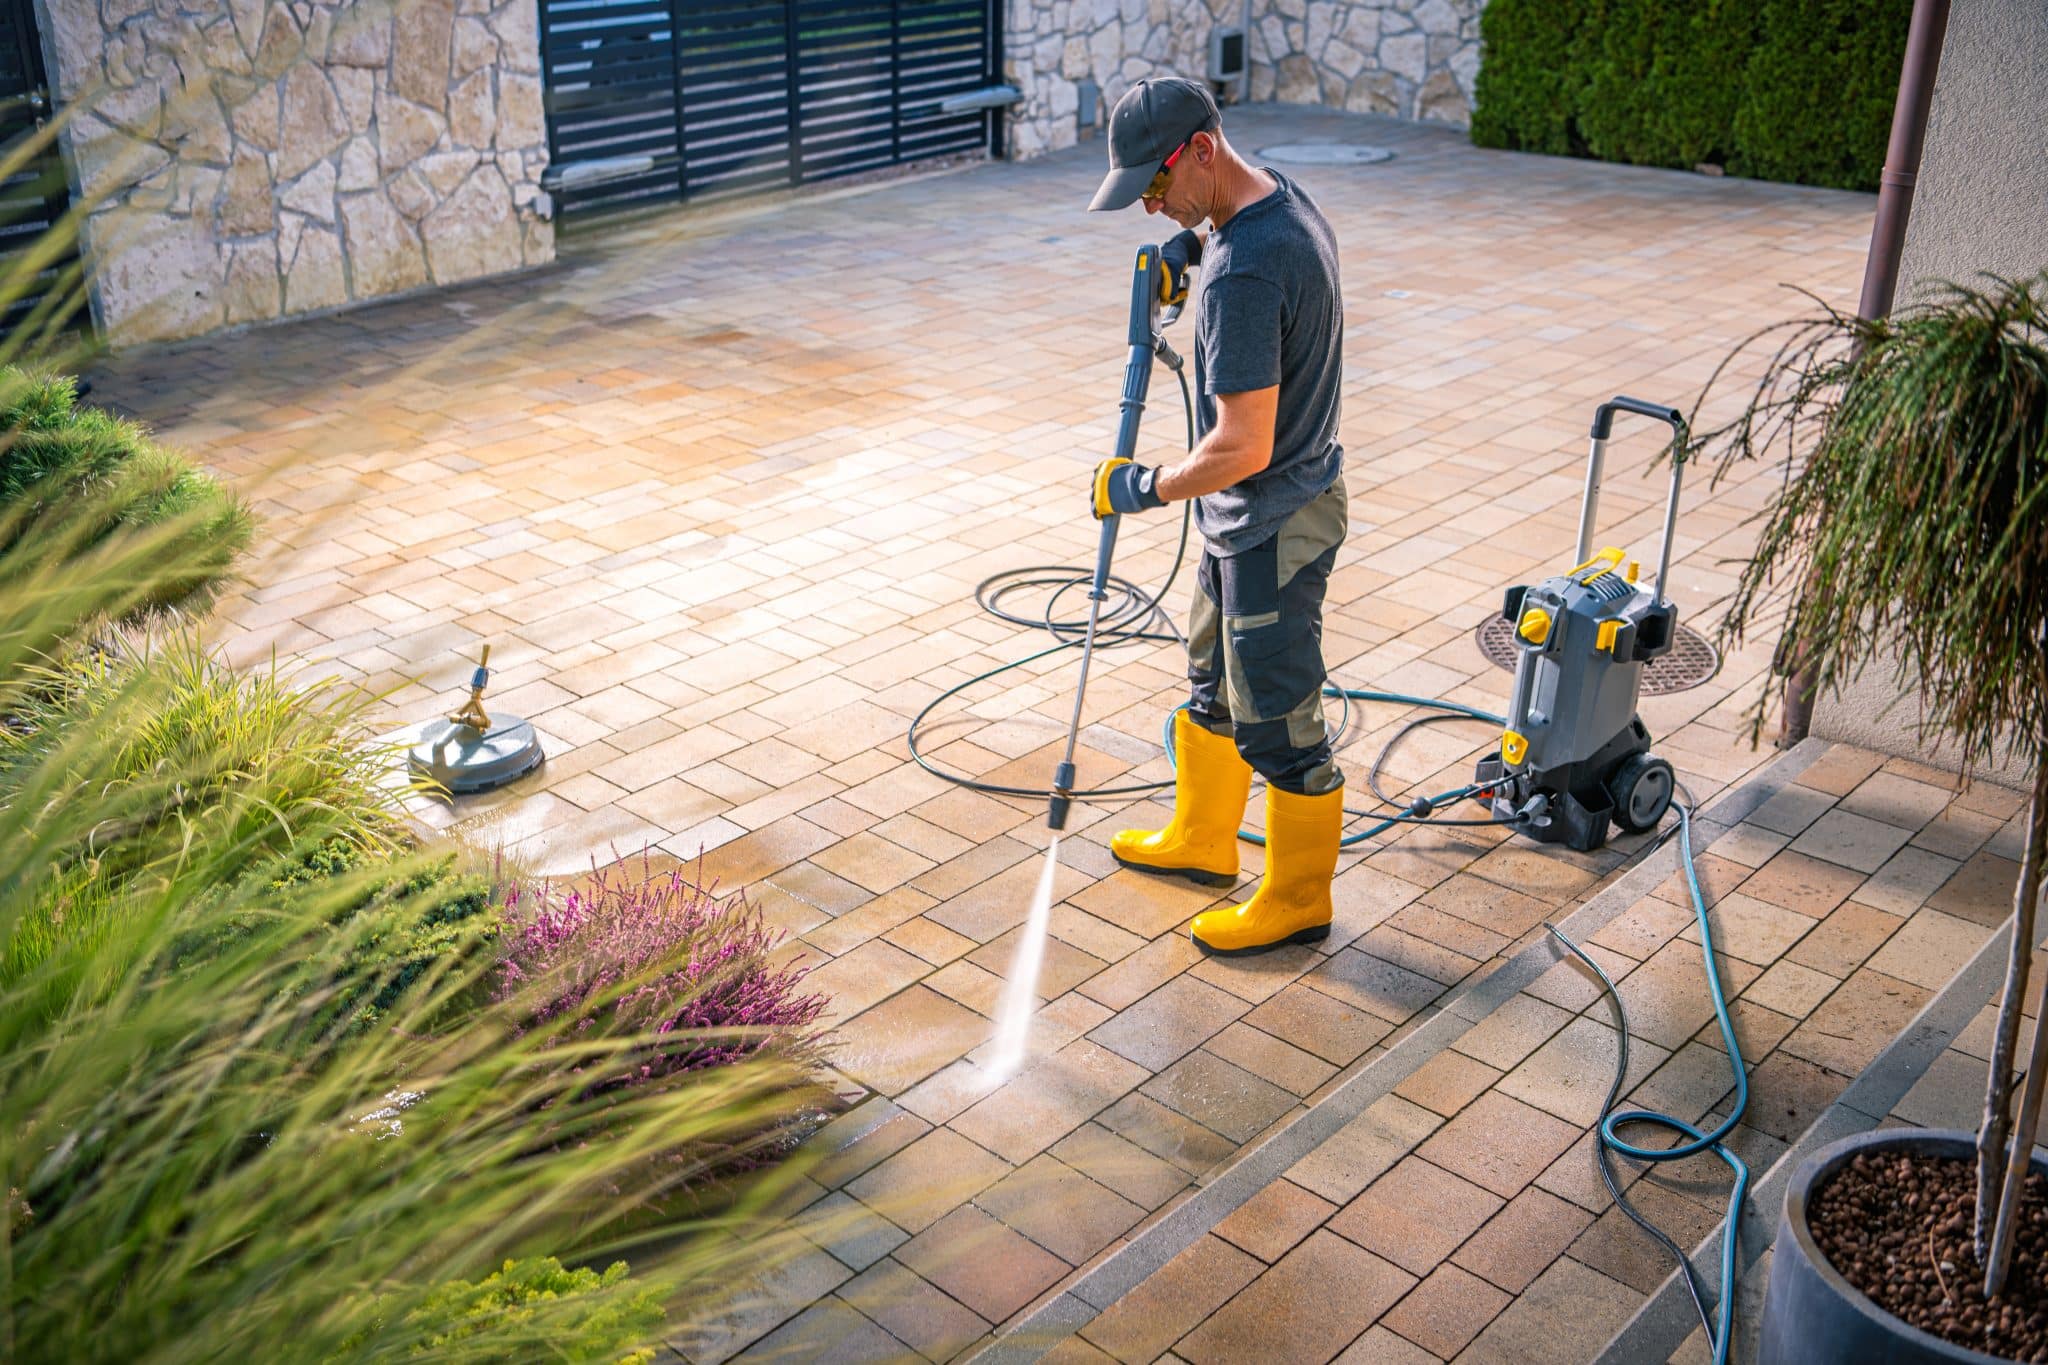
(1608, 752, 1675, 833)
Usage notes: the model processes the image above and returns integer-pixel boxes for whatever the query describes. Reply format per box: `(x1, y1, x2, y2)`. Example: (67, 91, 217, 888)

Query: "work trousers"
(1185, 479, 1347, 796)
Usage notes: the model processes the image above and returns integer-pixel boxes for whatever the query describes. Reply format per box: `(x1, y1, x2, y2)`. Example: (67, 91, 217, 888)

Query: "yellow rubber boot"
(1191, 785, 1342, 955)
(1110, 712, 1253, 887)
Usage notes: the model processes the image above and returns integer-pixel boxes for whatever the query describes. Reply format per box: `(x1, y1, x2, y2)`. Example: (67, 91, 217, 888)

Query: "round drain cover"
(1256, 143, 1396, 166)
(1473, 615, 1723, 696)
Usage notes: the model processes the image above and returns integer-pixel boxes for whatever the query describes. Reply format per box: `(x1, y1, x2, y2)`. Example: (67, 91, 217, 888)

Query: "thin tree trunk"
(1984, 764, 2048, 1297)
(1978, 760, 2048, 1260)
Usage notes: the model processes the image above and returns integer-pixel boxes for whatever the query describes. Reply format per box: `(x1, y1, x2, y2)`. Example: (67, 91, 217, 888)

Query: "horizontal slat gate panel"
(540, 0, 993, 222)
(0, 0, 84, 336)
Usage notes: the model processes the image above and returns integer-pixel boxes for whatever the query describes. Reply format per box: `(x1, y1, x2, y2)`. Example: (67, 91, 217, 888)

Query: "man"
(1087, 75, 1349, 957)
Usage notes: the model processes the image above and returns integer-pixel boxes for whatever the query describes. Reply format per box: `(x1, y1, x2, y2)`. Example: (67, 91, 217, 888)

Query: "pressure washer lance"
(1048, 243, 1188, 833)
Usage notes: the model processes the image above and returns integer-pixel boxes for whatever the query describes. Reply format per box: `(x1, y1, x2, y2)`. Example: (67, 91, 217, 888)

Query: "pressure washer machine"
(1472, 398, 1691, 852)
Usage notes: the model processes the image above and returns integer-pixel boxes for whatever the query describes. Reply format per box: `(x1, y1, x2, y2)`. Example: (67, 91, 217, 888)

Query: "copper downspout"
(1777, 0, 1953, 747)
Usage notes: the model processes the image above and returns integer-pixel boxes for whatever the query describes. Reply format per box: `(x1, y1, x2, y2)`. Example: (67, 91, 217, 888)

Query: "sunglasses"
(1140, 138, 1192, 203)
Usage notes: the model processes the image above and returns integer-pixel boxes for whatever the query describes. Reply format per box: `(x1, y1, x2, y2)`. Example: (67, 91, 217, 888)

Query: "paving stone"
(1069, 867, 1226, 939)
(1086, 975, 1248, 1072)
(927, 852, 1094, 944)
(809, 1097, 931, 1190)
(810, 830, 939, 893)
(1215, 1177, 1339, 1263)
(1567, 1176, 1725, 1293)
(1453, 993, 1574, 1071)
(674, 1238, 855, 1364)
(1679, 891, 1816, 967)
(1176, 1231, 1415, 1365)
(733, 1297, 907, 1363)
(1866, 907, 1996, 991)
(1926, 850, 2022, 928)
(1330, 1154, 1504, 1276)
(1650, 852, 1752, 912)
(1141, 1047, 1301, 1144)
(1589, 895, 1696, 963)
(1452, 1186, 1596, 1294)
(1337, 1325, 1444, 1364)
(1785, 900, 1906, 977)
(973, 1154, 1146, 1265)
(1780, 968, 1933, 1075)
(1205, 1019, 1342, 1097)
(1096, 1092, 1240, 1177)
(1894, 1046, 1991, 1130)
(1747, 785, 1836, 836)
(797, 1190, 910, 1272)
(801, 939, 930, 1028)
(1190, 940, 1326, 1004)
(1741, 958, 1840, 1018)
(1795, 744, 1888, 797)
(846, 1127, 1010, 1235)
(1420, 875, 1554, 940)
(950, 1038, 1149, 1165)
(1289, 1093, 1443, 1205)
(1418, 1090, 1580, 1200)
(1245, 982, 1395, 1065)
(1079, 1235, 1264, 1363)
(1050, 1122, 1194, 1212)
(1739, 849, 1869, 918)
(1910, 805, 2005, 861)
(1077, 932, 1204, 1012)
(1840, 771, 1959, 831)
(1394, 1048, 1503, 1117)
(1305, 947, 1447, 1024)
(1496, 1014, 1667, 1127)
(1383, 1263, 1512, 1359)
(1791, 808, 1916, 874)
(1361, 923, 1483, 986)
(895, 1204, 1069, 1326)
(967, 924, 1108, 1002)
(839, 1258, 991, 1362)
(832, 985, 990, 1095)
(1612, 939, 1761, 1051)
(1455, 1258, 1643, 1364)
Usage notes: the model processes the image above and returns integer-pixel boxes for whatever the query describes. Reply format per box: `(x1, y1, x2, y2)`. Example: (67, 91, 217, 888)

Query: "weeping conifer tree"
(1698, 273, 2048, 1298)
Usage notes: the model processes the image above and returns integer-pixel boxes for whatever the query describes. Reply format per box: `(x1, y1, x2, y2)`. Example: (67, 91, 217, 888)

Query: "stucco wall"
(1809, 0, 2047, 785)
(42, 0, 554, 348)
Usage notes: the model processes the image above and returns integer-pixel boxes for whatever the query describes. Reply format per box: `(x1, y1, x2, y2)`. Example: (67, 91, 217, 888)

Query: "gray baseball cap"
(1087, 76, 1222, 212)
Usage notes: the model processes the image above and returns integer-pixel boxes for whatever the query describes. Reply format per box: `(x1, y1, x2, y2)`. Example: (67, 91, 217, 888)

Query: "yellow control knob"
(1502, 731, 1529, 766)
(1517, 607, 1552, 646)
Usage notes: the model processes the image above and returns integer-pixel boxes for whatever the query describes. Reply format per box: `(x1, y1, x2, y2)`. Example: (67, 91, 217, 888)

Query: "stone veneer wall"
(1005, 0, 1243, 160)
(41, 0, 553, 347)
(1252, 0, 1482, 125)
(1003, 0, 1485, 159)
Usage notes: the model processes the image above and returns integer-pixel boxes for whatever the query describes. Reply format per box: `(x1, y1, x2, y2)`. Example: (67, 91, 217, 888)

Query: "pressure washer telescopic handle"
(1574, 397, 1690, 587)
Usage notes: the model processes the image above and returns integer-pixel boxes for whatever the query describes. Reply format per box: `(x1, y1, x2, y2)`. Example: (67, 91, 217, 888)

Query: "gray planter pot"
(1760, 1128, 2040, 1365)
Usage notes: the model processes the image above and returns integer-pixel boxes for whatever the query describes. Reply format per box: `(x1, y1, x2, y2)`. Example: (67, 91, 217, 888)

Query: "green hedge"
(1471, 0, 1910, 191)
(0, 368, 253, 614)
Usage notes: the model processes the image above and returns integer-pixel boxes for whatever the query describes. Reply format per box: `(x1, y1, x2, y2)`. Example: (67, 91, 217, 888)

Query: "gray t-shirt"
(1191, 168, 1344, 556)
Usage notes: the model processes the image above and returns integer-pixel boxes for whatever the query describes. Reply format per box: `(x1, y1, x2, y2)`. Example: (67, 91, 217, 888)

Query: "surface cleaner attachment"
(408, 644, 545, 796)
(1473, 397, 1688, 852)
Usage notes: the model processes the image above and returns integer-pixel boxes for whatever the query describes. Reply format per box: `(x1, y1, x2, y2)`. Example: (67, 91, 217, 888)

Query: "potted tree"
(1701, 273, 2048, 1363)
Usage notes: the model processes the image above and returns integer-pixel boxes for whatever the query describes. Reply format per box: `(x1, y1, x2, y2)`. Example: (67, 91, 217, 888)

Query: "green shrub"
(3, 484, 826, 1362)
(1732, 0, 1911, 190)
(1470, 0, 1587, 156)
(0, 368, 252, 614)
(1472, 0, 1907, 190)
(383, 1257, 664, 1362)
(0, 637, 406, 995)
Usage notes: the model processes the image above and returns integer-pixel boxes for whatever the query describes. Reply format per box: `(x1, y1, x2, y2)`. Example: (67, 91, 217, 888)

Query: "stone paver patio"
(81, 105, 2035, 1363)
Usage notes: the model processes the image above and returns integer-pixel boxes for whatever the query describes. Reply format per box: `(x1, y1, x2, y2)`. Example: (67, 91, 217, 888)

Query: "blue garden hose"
(1549, 797, 1749, 1365)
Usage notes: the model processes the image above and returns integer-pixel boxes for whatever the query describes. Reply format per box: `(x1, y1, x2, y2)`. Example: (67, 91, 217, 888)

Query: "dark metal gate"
(538, 0, 1001, 221)
(0, 0, 84, 338)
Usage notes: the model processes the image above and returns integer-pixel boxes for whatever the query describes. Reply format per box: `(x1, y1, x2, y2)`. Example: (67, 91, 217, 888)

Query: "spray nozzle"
(1048, 761, 1077, 831)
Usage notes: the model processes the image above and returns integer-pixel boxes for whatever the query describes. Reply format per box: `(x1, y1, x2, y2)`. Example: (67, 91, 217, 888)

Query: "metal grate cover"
(1256, 142, 1395, 166)
(1474, 615, 1723, 695)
